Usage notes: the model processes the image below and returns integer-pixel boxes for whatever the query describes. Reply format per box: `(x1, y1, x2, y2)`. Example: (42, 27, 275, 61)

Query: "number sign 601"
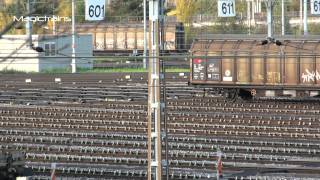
(85, 0, 105, 21)
(88, 5, 104, 18)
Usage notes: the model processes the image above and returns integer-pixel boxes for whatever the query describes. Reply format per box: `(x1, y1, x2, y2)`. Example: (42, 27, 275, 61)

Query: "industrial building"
(0, 34, 93, 72)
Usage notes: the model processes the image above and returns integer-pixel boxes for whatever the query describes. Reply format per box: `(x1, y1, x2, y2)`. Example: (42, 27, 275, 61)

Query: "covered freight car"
(58, 23, 184, 52)
(189, 36, 320, 99)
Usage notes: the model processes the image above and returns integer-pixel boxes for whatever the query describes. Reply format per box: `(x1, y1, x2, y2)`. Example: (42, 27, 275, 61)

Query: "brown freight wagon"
(58, 23, 185, 52)
(189, 37, 320, 99)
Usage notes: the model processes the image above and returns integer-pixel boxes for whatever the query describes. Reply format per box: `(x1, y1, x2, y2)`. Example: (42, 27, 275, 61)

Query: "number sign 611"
(218, 0, 236, 17)
(85, 0, 105, 21)
(311, 0, 320, 14)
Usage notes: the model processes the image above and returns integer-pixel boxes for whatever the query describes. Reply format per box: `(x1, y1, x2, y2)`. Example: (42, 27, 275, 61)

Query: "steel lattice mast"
(147, 0, 163, 179)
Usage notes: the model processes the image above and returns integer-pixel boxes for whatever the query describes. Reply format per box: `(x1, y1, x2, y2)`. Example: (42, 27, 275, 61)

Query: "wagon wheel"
(250, 89, 257, 97)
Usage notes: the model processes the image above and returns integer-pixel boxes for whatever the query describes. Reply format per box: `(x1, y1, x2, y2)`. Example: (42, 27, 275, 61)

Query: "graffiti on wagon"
(301, 69, 320, 83)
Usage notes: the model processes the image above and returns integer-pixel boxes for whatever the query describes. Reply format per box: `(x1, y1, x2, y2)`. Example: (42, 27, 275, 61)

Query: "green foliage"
(308, 23, 320, 35)
(0, 1, 25, 34)
(107, 0, 143, 22)
(175, 0, 198, 24)
(76, 1, 85, 23)
(0, 68, 29, 74)
(40, 67, 71, 74)
(186, 1, 248, 36)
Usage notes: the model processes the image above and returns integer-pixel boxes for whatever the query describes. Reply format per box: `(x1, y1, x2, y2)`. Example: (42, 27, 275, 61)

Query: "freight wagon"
(189, 36, 320, 100)
(58, 23, 185, 53)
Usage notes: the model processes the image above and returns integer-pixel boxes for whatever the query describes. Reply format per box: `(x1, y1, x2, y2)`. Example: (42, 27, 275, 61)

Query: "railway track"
(0, 73, 319, 179)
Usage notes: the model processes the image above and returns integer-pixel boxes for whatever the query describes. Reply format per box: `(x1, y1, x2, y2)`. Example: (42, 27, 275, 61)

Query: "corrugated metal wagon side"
(58, 23, 185, 52)
(190, 37, 320, 99)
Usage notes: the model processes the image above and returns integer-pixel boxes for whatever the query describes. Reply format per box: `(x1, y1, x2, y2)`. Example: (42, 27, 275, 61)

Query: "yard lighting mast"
(265, 0, 275, 39)
(303, 0, 308, 35)
(143, 0, 148, 69)
(71, 0, 76, 73)
(281, 0, 285, 35)
(26, 0, 32, 48)
(147, 0, 164, 179)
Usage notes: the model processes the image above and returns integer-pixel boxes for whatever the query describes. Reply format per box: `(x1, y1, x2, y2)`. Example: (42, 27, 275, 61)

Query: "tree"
(47, 0, 85, 34)
(173, 0, 199, 47)
(0, 0, 25, 35)
(107, 0, 143, 22)
(212, 0, 248, 34)
(175, 0, 198, 25)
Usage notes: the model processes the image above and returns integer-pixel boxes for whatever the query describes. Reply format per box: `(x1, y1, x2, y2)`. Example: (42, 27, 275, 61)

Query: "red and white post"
(51, 163, 56, 180)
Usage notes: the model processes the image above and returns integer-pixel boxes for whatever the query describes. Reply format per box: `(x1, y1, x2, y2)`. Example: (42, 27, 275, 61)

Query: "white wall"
(0, 35, 39, 72)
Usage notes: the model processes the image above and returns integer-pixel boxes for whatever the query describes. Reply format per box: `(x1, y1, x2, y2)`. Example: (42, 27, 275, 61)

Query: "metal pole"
(143, 0, 148, 69)
(160, 2, 169, 179)
(281, 0, 285, 35)
(252, 0, 255, 24)
(300, 0, 303, 34)
(304, 0, 308, 35)
(53, 3, 56, 35)
(71, 0, 76, 73)
(26, 0, 32, 48)
(247, 1, 251, 35)
(266, 0, 274, 38)
(160, 0, 165, 51)
(148, 0, 162, 179)
(161, 59, 169, 180)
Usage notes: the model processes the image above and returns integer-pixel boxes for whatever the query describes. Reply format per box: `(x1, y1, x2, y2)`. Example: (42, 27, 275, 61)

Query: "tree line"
(0, 0, 319, 36)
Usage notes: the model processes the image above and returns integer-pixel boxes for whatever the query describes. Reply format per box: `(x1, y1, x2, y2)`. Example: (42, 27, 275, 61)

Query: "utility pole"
(247, 0, 251, 35)
(26, 0, 32, 48)
(71, 0, 76, 73)
(266, 0, 275, 38)
(143, 0, 148, 69)
(281, 0, 285, 35)
(303, 0, 308, 35)
(300, 0, 303, 34)
(147, 0, 163, 179)
(53, 2, 56, 35)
